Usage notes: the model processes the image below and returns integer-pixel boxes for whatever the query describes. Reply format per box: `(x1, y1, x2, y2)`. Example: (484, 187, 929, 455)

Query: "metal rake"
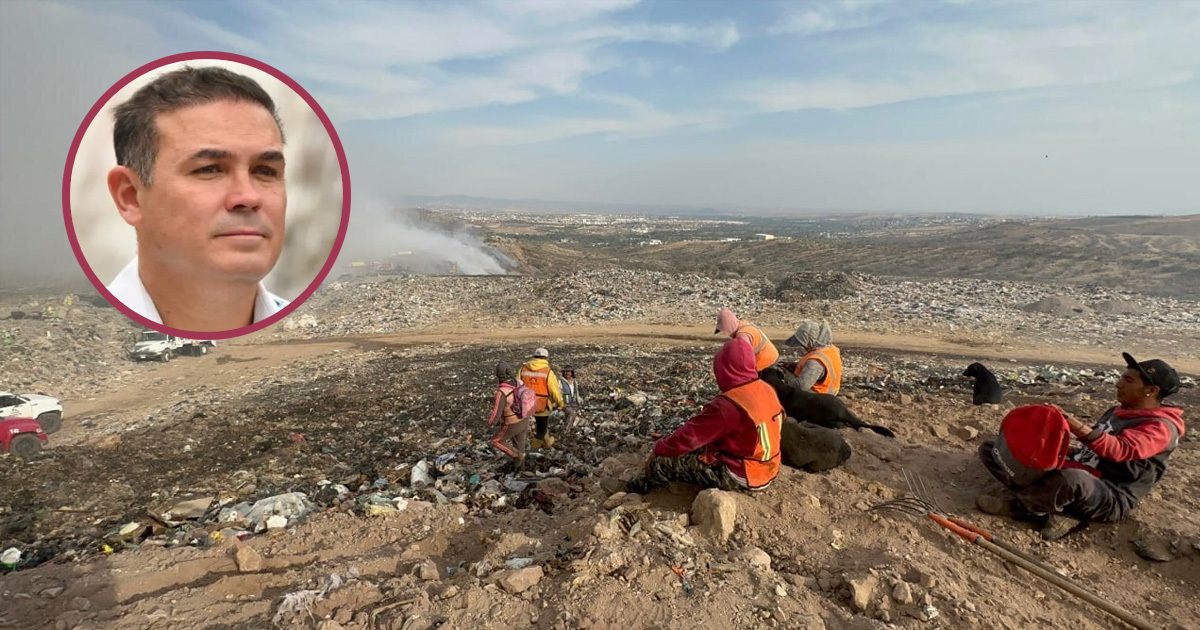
(870, 470, 1158, 630)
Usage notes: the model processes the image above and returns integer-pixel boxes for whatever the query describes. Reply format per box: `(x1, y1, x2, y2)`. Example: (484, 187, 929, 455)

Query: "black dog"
(760, 366, 896, 438)
(780, 418, 852, 472)
(963, 362, 1003, 405)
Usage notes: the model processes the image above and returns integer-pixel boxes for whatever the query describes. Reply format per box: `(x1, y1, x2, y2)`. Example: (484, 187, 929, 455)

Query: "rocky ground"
(1, 272, 1198, 630)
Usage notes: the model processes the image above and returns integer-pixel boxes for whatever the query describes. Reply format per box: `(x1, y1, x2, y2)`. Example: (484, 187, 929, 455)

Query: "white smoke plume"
(342, 194, 510, 275)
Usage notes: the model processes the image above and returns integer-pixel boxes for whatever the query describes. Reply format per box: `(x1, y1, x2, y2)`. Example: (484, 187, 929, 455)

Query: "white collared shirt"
(106, 257, 289, 326)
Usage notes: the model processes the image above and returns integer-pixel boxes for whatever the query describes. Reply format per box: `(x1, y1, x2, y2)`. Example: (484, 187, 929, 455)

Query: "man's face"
(1116, 368, 1154, 407)
(134, 99, 286, 283)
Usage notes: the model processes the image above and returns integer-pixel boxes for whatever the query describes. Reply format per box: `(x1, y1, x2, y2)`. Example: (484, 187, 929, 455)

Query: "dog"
(963, 362, 1003, 405)
(760, 366, 896, 438)
(780, 417, 852, 472)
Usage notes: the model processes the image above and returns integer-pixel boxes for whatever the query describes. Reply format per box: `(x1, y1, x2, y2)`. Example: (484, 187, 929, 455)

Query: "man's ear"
(1147, 384, 1162, 400)
(107, 166, 144, 227)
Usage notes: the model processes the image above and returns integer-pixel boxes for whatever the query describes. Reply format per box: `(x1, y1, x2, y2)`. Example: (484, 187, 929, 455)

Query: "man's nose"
(224, 169, 263, 212)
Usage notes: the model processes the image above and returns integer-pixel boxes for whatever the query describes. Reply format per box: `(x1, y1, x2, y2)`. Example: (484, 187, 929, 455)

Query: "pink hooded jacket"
(653, 338, 769, 483)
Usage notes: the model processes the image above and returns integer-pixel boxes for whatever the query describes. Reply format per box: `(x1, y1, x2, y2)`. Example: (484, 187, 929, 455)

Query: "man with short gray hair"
(105, 66, 289, 331)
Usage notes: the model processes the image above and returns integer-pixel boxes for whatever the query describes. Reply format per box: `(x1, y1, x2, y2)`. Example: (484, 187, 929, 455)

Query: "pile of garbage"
(771, 271, 863, 302)
(0, 291, 143, 399)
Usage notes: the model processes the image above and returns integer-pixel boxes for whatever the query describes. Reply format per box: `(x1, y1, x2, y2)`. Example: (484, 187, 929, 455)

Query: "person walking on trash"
(715, 307, 779, 373)
(486, 362, 531, 472)
(520, 347, 565, 450)
(780, 320, 843, 395)
(614, 337, 784, 495)
(557, 365, 583, 429)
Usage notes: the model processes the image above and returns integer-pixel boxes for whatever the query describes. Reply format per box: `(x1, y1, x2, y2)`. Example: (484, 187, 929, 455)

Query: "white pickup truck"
(0, 391, 63, 433)
(128, 330, 217, 362)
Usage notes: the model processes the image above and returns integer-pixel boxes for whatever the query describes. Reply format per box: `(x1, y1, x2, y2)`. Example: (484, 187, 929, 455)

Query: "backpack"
(502, 382, 537, 419)
(992, 404, 1071, 487)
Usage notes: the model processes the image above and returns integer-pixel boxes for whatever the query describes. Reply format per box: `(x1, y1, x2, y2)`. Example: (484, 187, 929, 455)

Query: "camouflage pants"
(629, 452, 744, 494)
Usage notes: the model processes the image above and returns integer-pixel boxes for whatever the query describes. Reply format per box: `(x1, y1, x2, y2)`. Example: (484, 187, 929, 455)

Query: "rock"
(891, 581, 913, 604)
(39, 587, 64, 599)
(416, 559, 440, 581)
(234, 544, 263, 572)
(692, 489, 737, 543)
(848, 575, 877, 612)
(774, 584, 788, 597)
(536, 477, 572, 497)
(334, 607, 353, 623)
(955, 426, 980, 441)
(316, 621, 345, 630)
(71, 596, 92, 611)
(904, 567, 937, 589)
(795, 613, 825, 630)
(898, 393, 913, 405)
(603, 492, 628, 510)
(736, 546, 772, 571)
(1132, 537, 1175, 562)
(441, 585, 460, 599)
(930, 426, 949, 439)
(498, 566, 544, 594)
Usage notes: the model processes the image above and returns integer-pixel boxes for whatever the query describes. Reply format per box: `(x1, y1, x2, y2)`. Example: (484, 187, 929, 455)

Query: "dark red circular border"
(61, 51, 351, 340)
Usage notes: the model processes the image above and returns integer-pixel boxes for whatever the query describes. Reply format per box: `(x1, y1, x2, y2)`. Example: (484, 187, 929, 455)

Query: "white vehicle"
(128, 331, 216, 362)
(0, 391, 63, 433)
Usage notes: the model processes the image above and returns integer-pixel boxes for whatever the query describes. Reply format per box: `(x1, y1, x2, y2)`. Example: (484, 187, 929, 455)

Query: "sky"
(2, 0, 1199, 281)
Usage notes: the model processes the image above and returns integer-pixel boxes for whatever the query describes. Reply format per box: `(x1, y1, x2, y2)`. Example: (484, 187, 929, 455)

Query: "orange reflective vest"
(719, 379, 784, 490)
(520, 364, 552, 414)
(736, 323, 779, 372)
(794, 345, 843, 395)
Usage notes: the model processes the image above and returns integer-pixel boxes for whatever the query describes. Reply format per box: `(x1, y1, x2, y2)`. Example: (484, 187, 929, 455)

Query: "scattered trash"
(411, 459, 434, 487)
(1, 547, 20, 569)
(244, 492, 314, 532)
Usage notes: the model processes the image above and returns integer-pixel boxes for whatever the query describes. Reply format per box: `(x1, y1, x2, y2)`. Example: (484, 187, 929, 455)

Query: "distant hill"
(504, 214, 1200, 300)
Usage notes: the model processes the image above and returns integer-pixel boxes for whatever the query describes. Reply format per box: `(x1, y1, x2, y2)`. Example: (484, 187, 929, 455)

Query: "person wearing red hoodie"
(977, 352, 1186, 540)
(623, 337, 785, 494)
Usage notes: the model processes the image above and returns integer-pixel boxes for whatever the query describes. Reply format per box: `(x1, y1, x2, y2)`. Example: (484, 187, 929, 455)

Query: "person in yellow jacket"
(520, 347, 565, 450)
(715, 307, 779, 372)
(781, 320, 843, 395)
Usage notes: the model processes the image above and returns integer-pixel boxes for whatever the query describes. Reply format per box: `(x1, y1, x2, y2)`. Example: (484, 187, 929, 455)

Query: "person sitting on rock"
(619, 337, 784, 494)
(715, 307, 779, 372)
(976, 352, 1185, 541)
(519, 347, 565, 450)
(779, 320, 842, 395)
(486, 362, 530, 471)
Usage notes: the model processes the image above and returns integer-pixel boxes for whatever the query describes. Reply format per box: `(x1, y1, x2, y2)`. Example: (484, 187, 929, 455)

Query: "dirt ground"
(1, 315, 1197, 630)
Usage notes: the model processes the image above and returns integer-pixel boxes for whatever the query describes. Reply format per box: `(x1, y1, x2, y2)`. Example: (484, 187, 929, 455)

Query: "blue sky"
(3, 0, 1199, 224)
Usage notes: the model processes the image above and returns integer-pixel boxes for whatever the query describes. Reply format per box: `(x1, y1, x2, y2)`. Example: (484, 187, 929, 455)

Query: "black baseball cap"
(1122, 352, 1181, 398)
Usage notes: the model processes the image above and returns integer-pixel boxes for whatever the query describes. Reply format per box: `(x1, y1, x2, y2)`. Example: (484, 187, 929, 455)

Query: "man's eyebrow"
(186, 149, 285, 163)
(190, 148, 233, 160)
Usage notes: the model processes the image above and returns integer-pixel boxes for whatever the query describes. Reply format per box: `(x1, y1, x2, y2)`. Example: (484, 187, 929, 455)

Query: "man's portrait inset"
(67, 56, 345, 335)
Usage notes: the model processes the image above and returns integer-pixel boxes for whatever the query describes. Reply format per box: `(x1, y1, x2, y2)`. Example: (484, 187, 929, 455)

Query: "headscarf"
(785, 321, 833, 352)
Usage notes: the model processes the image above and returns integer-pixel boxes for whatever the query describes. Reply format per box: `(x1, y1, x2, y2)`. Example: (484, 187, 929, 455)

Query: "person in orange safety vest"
(519, 347, 565, 451)
(715, 307, 779, 372)
(781, 320, 843, 396)
(620, 337, 784, 494)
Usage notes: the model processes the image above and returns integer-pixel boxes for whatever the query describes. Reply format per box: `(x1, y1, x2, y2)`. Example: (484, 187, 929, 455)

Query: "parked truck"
(128, 330, 216, 362)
